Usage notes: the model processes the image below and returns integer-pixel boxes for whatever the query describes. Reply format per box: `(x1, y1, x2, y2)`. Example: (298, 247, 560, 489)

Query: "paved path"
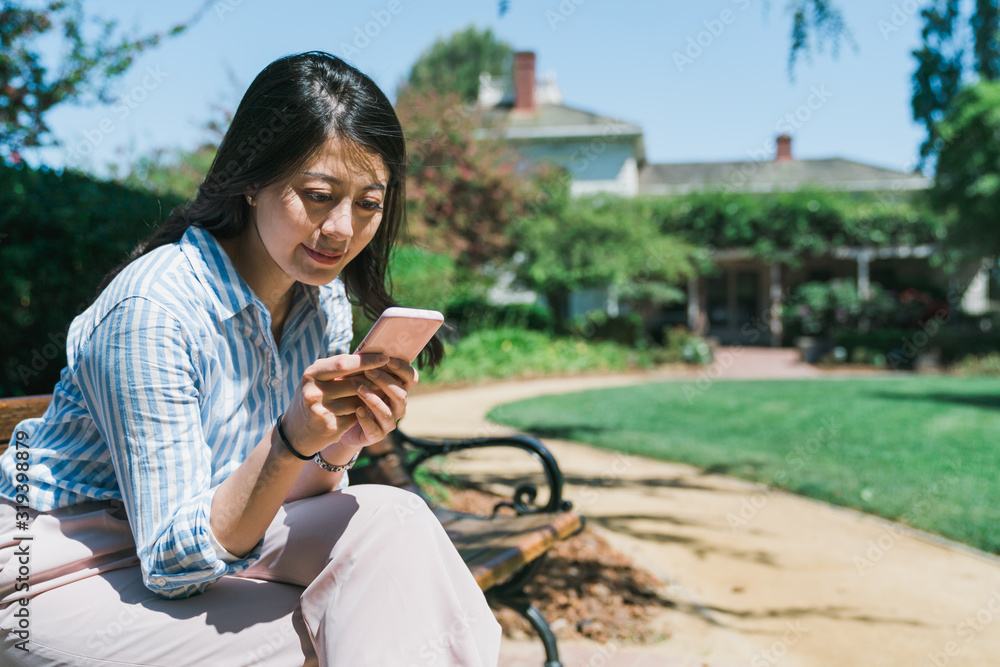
(404, 348, 1000, 667)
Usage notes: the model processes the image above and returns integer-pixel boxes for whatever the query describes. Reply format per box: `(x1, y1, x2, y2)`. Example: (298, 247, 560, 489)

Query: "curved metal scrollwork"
(394, 431, 573, 515)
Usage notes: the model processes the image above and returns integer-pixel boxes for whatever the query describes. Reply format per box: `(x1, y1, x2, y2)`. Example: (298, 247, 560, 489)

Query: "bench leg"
(488, 559, 563, 667)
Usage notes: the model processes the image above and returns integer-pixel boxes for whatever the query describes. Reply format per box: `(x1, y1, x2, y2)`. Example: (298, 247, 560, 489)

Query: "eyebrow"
(300, 171, 386, 191)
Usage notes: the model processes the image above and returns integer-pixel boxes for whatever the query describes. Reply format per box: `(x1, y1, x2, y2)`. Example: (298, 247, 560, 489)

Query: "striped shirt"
(0, 226, 354, 598)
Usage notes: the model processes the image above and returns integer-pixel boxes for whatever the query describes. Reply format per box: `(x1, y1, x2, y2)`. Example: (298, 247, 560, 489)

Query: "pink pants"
(0, 486, 501, 666)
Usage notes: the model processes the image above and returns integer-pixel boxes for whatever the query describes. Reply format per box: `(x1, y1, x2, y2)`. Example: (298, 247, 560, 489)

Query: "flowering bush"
(782, 280, 898, 338)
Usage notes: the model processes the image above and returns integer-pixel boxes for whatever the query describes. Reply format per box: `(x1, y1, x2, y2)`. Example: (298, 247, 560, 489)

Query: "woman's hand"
(281, 354, 418, 457)
(341, 356, 418, 449)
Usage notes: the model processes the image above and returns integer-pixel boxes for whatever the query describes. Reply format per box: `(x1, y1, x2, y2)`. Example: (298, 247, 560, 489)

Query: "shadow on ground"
(868, 390, 1000, 411)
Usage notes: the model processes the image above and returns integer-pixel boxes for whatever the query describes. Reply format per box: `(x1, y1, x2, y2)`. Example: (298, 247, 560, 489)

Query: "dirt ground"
(404, 351, 1000, 667)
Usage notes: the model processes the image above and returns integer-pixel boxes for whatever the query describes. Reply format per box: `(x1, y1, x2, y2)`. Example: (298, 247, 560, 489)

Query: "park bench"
(0, 394, 583, 667)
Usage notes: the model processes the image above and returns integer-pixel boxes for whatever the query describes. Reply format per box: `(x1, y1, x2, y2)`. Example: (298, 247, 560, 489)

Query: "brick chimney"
(775, 134, 793, 161)
(513, 51, 536, 111)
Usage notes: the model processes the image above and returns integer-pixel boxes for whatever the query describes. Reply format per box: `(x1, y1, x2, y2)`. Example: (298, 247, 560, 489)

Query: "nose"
(320, 198, 354, 240)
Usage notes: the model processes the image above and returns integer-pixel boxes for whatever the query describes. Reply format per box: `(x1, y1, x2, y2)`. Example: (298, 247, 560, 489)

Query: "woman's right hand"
(279, 353, 389, 457)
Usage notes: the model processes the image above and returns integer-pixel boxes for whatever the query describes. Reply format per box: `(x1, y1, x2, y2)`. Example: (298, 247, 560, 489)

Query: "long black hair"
(103, 51, 443, 368)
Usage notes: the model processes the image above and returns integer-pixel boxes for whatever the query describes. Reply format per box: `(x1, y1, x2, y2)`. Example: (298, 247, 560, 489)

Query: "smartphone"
(353, 307, 444, 364)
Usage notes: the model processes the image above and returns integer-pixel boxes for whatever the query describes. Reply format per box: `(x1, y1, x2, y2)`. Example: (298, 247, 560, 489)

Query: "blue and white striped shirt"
(0, 226, 354, 598)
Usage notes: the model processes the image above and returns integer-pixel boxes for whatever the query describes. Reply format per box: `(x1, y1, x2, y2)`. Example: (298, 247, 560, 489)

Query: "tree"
(405, 26, 513, 103)
(0, 0, 211, 159)
(785, 0, 855, 77)
(396, 86, 541, 271)
(909, 1, 997, 167)
(511, 190, 699, 331)
(931, 81, 1000, 254)
(111, 143, 217, 200)
(785, 0, 1000, 167)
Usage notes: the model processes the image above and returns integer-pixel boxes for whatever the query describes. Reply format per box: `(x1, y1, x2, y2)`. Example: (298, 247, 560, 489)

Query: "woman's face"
(251, 136, 389, 289)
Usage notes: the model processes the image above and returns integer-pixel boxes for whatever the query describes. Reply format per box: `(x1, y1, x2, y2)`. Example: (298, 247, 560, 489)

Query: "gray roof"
(638, 157, 930, 194)
(478, 103, 645, 161)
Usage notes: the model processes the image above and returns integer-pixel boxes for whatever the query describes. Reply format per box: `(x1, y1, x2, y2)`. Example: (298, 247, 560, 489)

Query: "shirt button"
(153, 577, 167, 587)
(270, 377, 281, 388)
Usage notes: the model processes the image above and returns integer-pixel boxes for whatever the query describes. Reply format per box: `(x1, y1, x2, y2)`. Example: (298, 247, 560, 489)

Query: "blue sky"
(33, 0, 931, 177)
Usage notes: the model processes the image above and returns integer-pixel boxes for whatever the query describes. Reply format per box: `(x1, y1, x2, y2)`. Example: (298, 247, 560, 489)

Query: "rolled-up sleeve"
(76, 296, 261, 599)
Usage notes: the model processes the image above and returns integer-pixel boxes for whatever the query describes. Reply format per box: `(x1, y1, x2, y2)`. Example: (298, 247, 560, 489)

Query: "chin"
(298, 271, 342, 287)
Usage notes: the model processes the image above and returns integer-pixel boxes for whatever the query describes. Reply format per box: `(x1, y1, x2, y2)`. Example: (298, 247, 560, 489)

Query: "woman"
(0, 52, 500, 666)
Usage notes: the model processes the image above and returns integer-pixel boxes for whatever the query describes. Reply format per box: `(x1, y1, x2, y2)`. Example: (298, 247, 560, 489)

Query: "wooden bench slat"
(0, 395, 52, 448)
(443, 512, 583, 590)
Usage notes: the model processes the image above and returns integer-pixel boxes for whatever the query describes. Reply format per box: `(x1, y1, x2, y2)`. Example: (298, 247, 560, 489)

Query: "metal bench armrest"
(394, 430, 573, 516)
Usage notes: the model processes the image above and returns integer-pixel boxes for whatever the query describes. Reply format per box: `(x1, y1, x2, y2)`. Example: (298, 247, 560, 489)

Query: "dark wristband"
(276, 413, 312, 461)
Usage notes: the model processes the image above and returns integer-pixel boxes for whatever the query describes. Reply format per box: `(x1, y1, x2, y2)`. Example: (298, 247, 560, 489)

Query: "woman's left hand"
(335, 357, 417, 450)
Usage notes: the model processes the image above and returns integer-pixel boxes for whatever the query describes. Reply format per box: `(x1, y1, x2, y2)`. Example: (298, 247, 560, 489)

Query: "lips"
(302, 245, 345, 265)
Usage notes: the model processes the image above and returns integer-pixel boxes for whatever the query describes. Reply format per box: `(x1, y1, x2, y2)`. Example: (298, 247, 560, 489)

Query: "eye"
(357, 199, 383, 212)
(305, 192, 332, 203)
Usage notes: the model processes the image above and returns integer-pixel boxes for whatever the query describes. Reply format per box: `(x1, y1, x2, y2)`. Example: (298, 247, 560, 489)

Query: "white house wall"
(517, 142, 639, 197)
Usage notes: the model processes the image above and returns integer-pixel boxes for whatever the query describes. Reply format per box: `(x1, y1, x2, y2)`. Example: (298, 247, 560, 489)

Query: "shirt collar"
(179, 226, 321, 320)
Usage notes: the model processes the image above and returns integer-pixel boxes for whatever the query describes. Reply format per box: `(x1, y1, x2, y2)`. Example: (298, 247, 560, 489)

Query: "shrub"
(352, 245, 459, 345)
(444, 294, 554, 335)
(0, 163, 182, 396)
(835, 327, 1000, 370)
(782, 280, 898, 339)
(956, 352, 1000, 376)
(569, 311, 647, 347)
(423, 327, 655, 384)
(659, 326, 713, 364)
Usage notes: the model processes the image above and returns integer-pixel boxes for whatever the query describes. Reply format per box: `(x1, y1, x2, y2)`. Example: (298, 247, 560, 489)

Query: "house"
(640, 136, 998, 345)
(476, 52, 645, 198)
(478, 52, 997, 344)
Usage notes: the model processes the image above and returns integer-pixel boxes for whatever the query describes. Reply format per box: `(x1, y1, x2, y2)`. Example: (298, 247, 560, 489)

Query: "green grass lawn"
(487, 376, 1000, 553)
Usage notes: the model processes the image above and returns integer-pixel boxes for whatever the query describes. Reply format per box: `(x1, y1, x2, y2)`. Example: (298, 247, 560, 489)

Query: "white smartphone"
(353, 307, 444, 363)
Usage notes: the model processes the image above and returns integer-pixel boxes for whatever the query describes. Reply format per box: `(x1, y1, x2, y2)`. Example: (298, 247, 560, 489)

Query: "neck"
(217, 231, 296, 324)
